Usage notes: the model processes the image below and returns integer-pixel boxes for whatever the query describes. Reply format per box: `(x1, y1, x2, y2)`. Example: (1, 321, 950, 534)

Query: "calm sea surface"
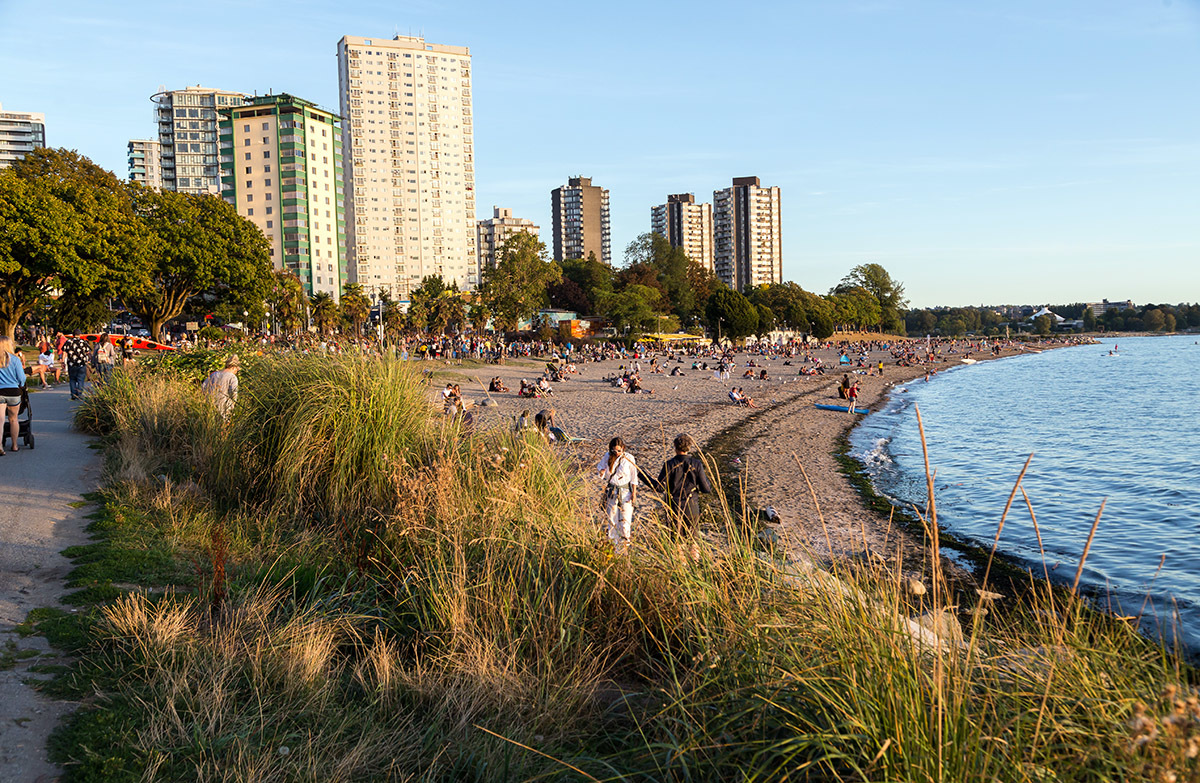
(850, 335, 1200, 649)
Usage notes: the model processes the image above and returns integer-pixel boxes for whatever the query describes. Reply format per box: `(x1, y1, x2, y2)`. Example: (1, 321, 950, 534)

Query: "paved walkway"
(0, 385, 101, 782)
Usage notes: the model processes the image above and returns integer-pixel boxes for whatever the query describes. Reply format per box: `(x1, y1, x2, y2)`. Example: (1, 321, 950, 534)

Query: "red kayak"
(79, 334, 175, 351)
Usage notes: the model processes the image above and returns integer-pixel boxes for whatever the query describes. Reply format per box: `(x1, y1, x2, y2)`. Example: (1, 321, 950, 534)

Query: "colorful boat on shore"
(79, 334, 175, 351)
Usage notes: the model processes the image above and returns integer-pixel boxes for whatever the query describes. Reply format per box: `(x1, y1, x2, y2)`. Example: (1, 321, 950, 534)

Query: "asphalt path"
(0, 384, 100, 782)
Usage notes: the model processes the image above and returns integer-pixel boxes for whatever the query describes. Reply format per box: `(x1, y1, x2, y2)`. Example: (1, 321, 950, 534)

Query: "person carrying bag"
(597, 436, 638, 552)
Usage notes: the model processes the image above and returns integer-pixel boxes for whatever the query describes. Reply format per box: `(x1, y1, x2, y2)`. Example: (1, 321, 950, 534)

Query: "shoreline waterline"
(848, 334, 1200, 652)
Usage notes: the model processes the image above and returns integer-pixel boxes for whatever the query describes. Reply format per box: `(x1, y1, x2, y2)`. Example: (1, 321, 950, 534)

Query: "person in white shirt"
(201, 354, 240, 421)
(597, 437, 638, 551)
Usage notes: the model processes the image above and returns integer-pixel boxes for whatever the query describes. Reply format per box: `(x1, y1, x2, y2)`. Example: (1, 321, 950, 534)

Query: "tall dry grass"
(58, 353, 1200, 782)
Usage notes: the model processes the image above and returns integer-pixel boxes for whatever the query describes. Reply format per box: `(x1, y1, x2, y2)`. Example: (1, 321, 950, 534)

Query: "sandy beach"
(433, 339, 1052, 570)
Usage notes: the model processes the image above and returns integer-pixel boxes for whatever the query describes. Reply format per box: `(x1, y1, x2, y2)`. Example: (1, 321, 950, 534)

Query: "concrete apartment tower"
(551, 176, 611, 264)
(0, 103, 45, 168)
(651, 193, 714, 272)
(127, 139, 163, 189)
(477, 206, 539, 277)
(152, 86, 247, 194)
(218, 94, 347, 300)
(713, 176, 782, 292)
(336, 35, 477, 298)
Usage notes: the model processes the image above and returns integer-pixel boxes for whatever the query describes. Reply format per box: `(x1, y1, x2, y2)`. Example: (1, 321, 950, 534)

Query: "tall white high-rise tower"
(337, 35, 476, 298)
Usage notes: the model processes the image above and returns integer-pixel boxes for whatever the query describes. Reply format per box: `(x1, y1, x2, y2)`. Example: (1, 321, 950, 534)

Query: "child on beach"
(847, 381, 860, 414)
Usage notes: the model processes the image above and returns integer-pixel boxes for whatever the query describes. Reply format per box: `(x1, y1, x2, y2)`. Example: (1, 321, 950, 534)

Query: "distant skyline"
(1, 0, 1197, 308)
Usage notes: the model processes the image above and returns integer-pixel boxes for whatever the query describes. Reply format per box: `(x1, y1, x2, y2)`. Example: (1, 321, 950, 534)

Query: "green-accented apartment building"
(218, 94, 347, 300)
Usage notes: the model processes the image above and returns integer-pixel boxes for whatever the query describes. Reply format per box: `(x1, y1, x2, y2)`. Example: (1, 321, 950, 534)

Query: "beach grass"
(37, 355, 1200, 781)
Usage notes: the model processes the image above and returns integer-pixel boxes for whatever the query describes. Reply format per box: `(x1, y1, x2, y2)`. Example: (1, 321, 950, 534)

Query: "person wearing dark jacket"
(656, 433, 714, 536)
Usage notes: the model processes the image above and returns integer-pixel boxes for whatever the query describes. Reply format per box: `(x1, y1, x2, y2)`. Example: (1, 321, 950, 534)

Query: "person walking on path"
(62, 332, 91, 400)
(656, 433, 714, 540)
(597, 436, 638, 552)
(0, 337, 27, 455)
(201, 354, 241, 420)
(93, 333, 116, 384)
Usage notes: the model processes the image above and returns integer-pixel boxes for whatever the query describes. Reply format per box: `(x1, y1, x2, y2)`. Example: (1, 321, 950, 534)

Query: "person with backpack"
(656, 433, 714, 540)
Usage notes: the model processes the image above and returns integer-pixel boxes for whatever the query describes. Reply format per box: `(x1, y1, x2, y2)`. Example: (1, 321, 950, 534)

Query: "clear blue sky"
(2, 0, 1197, 308)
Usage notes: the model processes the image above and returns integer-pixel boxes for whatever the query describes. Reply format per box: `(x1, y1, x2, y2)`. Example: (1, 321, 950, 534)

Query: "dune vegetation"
(32, 353, 1199, 782)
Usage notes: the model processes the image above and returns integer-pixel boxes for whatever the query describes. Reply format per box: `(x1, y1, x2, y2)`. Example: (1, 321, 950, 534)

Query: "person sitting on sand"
(488, 376, 509, 393)
(742, 369, 754, 378)
(758, 369, 769, 381)
(739, 387, 757, 408)
(514, 409, 531, 432)
(670, 366, 684, 377)
(537, 377, 553, 396)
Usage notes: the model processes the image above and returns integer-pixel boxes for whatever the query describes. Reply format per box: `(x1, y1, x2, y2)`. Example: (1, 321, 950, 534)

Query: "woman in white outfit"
(597, 436, 638, 551)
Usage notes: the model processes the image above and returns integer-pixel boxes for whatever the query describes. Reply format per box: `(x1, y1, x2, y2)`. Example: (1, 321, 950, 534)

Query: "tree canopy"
(479, 232, 561, 331)
(126, 188, 273, 340)
(706, 288, 758, 342)
(834, 263, 907, 334)
(0, 149, 148, 339)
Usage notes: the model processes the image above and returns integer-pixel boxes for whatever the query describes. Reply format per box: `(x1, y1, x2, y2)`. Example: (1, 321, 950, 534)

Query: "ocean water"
(850, 335, 1200, 649)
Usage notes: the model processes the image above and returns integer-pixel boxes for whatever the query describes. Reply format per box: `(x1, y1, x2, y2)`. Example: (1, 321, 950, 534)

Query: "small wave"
(861, 437, 893, 468)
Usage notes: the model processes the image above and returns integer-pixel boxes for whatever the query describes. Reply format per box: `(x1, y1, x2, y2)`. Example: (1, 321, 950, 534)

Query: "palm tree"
(310, 292, 338, 336)
(270, 271, 307, 336)
(429, 290, 467, 335)
(339, 283, 371, 337)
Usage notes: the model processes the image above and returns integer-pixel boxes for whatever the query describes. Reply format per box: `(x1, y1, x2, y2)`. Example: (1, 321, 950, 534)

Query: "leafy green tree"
(755, 304, 776, 339)
(1033, 314, 1053, 336)
(706, 288, 758, 342)
(1082, 307, 1097, 332)
(1143, 308, 1165, 332)
(747, 282, 814, 332)
(559, 256, 614, 314)
(0, 171, 80, 339)
(126, 189, 272, 340)
(547, 277, 591, 314)
(621, 232, 716, 324)
(835, 263, 907, 334)
(340, 282, 371, 336)
(829, 286, 881, 331)
(310, 291, 338, 336)
(1165, 313, 1177, 333)
(0, 149, 148, 339)
(480, 232, 561, 331)
(50, 291, 113, 335)
(598, 284, 663, 335)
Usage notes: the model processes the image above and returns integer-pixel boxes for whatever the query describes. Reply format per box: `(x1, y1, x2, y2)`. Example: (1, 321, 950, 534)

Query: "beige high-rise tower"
(651, 193, 713, 272)
(713, 176, 782, 292)
(551, 176, 610, 264)
(218, 94, 347, 299)
(337, 35, 476, 298)
(477, 207, 539, 277)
